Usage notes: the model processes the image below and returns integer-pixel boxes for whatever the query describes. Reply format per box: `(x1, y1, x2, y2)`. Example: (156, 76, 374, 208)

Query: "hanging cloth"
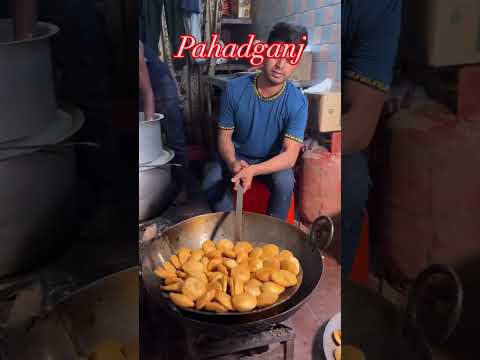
(180, 0, 201, 14)
(204, 0, 223, 75)
(182, 0, 202, 52)
(139, 0, 163, 56)
(157, 5, 183, 101)
(163, 0, 187, 68)
(140, 0, 186, 68)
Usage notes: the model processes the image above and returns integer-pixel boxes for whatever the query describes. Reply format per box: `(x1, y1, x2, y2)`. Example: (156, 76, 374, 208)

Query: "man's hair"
(267, 22, 308, 46)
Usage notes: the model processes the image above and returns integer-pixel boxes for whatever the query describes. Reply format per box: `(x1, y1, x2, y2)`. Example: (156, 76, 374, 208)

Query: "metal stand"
(188, 323, 295, 360)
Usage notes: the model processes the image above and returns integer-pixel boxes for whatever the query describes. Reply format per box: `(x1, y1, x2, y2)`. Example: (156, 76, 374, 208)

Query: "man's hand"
(231, 165, 256, 192)
(228, 159, 249, 174)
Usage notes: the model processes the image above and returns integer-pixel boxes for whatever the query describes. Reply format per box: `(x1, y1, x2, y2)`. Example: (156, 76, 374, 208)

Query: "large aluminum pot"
(0, 20, 59, 143)
(0, 110, 83, 277)
(139, 112, 165, 165)
(4, 267, 139, 360)
(139, 148, 175, 222)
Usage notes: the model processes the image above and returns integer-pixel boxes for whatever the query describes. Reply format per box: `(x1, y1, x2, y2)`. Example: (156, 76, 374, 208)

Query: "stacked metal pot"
(139, 112, 175, 222)
(0, 20, 83, 277)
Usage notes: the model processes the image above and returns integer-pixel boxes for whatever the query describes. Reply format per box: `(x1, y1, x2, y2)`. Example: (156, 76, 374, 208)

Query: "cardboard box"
(403, 0, 480, 66)
(306, 92, 341, 133)
(230, 0, 252, 19)
(289, 51, 312, 82)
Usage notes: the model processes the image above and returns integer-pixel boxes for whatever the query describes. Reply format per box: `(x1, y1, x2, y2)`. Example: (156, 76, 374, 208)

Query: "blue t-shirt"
(342, 0, 401, 92)
(218, 74, 308, 163)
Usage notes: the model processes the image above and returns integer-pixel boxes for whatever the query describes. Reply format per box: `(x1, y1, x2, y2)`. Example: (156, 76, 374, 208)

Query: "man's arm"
(232, 138, 302, 191)
(342, 0, 401, 154)
(11, 0, 37, 40)
(139, 47, 155, 121)
(216, 83, 250, 174)
(218, 129, 237, 168)
(342, 79, 387, 154)
(251, 138, 302, 175)
(218, 129, 249, 173)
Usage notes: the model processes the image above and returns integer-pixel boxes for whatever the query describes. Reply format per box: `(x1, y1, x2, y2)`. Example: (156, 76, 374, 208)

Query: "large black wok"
(141, 212, 334, 332)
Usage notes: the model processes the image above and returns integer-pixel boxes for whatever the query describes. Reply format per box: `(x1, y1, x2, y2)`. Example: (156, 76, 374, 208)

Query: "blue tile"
(309, 44, 322, 53)
(333, 4, 341, 23)
(329, 44, 339, 61)
(302, 13, 309, 24)
(321, 25, 332, 43)
(294, 0, 301, 13)
(312, 61, 328, 82)
(280, 1, 288, 17)
(314, 8, 325, 26)
(308, 0, 319, 10)
(307, 29, 313, 42)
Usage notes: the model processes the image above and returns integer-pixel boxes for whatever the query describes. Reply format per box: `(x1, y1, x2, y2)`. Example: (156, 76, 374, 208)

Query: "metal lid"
(0, 109, 85, 161)
(0, 20, 59, 46)
(139, 112, 164, 123)
(139, 148, 175, 172)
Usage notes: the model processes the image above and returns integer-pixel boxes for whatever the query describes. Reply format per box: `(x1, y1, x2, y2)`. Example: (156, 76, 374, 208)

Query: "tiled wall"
(251, 0, 341, 90)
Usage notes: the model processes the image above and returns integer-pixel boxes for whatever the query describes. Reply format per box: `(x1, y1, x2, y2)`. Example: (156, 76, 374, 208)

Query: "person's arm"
(216, 83, 249, 173)
(218, 129, 249, 172)
(11, 0, 37, 40)
(342, 0, 401, 154)
(342, 80, 387, 154)
(232, 138, 302, 191)
(251, 138, 302, 174)
(139, 44, 155, 121)
(218, 129, 236, 168)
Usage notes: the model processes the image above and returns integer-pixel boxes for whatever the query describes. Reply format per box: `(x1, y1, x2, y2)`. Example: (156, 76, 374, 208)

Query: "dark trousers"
(202, 156, 295, 220)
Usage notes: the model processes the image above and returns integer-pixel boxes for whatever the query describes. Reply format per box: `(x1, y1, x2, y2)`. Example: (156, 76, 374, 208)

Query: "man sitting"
(202, 22, 308, 220)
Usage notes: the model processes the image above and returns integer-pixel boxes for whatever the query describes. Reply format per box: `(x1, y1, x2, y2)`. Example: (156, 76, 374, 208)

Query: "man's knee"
(270, 169, 295, 194)
(202, 161, 224, 191)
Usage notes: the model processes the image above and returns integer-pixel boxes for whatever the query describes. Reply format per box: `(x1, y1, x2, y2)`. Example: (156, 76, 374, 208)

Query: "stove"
(186, 323, 294, 360)
(139, 205, 298, 360)
(140, 281, 295, 360)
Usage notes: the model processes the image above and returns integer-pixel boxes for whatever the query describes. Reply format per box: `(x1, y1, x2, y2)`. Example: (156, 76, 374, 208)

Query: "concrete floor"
(291, 256, 341, 360)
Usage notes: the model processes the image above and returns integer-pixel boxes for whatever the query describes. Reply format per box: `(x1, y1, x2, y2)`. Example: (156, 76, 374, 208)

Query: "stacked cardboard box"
(403, 0, 480, 66)
(306, 92, 341, 133)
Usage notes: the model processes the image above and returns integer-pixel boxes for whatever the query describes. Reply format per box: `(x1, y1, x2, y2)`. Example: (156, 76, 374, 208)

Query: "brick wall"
(251, 0, 341, 90)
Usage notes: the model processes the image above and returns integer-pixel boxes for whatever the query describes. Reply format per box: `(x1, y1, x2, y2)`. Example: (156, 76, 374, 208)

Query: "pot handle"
(139, 163, 182, 170)
(0, 142, 100, 151)
(308, 216, 334, 253)
(406, 264, 463, 345)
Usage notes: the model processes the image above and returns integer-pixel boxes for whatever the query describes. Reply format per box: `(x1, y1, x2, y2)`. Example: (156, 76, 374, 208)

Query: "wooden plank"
(221, 17, 252, 25)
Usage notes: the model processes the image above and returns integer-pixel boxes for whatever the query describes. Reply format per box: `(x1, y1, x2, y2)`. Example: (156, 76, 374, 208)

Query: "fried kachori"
(155, 240, 302, 313)
(232, 293, 257, 312)
(182, 277, 206, 301)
